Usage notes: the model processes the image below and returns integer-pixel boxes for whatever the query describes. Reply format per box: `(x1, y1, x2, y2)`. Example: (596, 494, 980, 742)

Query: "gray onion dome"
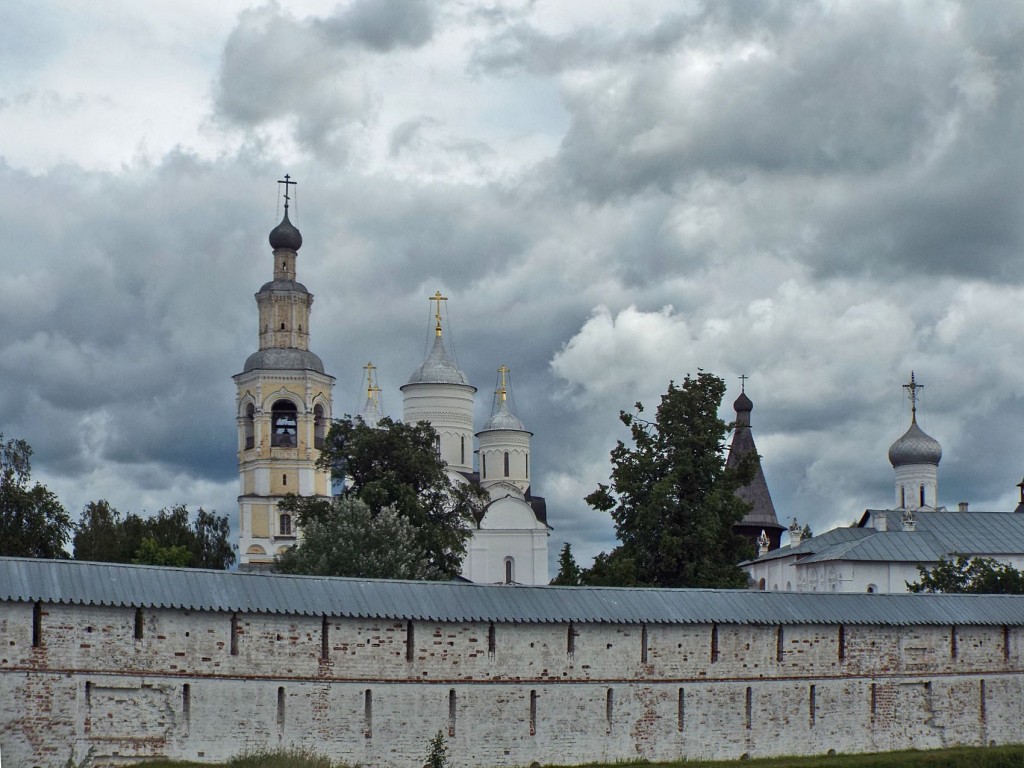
(406, 335, 470, 386)
(269, 210, 302, 251)
(888, 421, 942, 467)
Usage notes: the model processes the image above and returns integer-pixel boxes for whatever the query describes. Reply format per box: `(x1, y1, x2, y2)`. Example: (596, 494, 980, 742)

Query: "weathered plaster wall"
(2, 600, 1022, 767)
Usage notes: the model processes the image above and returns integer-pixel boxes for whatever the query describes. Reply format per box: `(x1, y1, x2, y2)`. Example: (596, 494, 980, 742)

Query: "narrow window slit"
(32, 601, 43, 648)
(364, 689, 373, 738)
(449, 689, 457, 736)
(320, 615, 329, 662)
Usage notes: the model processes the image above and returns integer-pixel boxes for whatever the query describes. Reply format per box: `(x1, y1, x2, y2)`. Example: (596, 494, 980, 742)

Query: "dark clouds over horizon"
(4, 0, 1024, 569)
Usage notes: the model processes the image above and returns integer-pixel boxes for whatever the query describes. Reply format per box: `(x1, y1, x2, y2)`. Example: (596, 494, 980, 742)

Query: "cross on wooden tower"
(739, 374, 749, 393)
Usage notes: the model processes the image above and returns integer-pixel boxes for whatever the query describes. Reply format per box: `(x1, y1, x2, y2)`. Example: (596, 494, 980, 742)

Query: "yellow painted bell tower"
(234, 177, 334, 569)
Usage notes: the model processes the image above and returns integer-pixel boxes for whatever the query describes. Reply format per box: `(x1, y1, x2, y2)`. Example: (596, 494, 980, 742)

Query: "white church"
(741, 373, 1024, 593)
(234, 186, 550, 583)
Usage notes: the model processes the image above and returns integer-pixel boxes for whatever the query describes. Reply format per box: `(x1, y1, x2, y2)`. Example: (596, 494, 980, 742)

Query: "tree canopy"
(584, 372, 754, 588)
(73, 502, 235, 569)
(907, 554, 1024, 594)
(0, 434, 72, 558)
(279, 415, 488, 579)
(276, 496, 435, 579)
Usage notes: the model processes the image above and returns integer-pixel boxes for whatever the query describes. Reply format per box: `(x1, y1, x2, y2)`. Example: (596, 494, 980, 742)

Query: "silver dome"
(481, 398, 526, 432)
(243, 348, 325, 374)
(405, 335, 470, 386)
(888, 421, 942, 467)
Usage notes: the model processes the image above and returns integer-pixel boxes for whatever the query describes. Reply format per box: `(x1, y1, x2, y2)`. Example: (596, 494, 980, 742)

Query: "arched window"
(504, 451, 510, 477)
(279, 513, 292, 536)
(758, 578, 766, 591)
(919, 485, 925, 507)
(504, 557, 515, 584)
(271, 400, 298, 447)
(900, 486, 906, 508)
(460, 436, 465, 465)
(525, 454, 529, 479)
(482, 454, 487, 479)
(314, 404, 327, 449)
(244, 403, 255, 450)
(435, 435, 441, 458)
(866, 584, 877, 594)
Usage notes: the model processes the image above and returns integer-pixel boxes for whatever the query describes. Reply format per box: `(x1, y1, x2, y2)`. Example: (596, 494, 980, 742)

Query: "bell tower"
(234, 177, 335, 569)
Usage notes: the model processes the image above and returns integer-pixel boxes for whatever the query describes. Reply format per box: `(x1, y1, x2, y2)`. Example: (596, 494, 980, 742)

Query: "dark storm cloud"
(0, 156, 270, 492)
(316, 0, 435, 52)
(215, 0, 438, 157)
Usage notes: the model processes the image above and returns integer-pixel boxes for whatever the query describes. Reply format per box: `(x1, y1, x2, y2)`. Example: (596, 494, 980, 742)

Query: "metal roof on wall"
(3, 557, 1024, 627)
(748, 510, 1024, 567)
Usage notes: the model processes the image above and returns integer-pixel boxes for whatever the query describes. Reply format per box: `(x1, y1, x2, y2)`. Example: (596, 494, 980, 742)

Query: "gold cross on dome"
(430, 291, 448, 336)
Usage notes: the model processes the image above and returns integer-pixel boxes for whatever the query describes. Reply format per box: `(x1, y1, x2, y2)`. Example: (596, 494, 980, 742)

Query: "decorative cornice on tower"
(727, 378, 785, 551)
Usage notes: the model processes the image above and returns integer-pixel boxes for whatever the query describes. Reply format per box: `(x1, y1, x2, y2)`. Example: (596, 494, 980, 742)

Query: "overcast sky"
(4, 0, 1024, 571)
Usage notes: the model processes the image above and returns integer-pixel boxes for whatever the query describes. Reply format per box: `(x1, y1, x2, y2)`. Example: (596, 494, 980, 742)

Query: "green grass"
(132, 745, 1024, 768)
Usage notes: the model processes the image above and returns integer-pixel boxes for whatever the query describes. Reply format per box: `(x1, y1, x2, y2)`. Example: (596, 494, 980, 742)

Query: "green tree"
(276, 496, 434, 579)
(908, 554, 1024, 594)
(134, 537, 192, 567)
(550, 542, 583, 585)
(287, 415, 487, 579)
(0, 434, 72, 558)
(424, 730, 451, 768)
(73, 502, 235, 570)
(584, 372, 754, 588)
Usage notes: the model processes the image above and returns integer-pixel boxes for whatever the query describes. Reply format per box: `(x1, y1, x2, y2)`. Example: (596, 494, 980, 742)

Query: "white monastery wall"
(2, 599, 1023, 767)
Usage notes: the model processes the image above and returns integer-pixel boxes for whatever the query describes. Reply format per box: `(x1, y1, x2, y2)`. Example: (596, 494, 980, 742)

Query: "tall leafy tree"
(276, 496, 434, 579)
(585, 372, 754, 588)
(908, 554, 1024, 594)
(282, 415, 487, 579)
(0, 434, 72, 558)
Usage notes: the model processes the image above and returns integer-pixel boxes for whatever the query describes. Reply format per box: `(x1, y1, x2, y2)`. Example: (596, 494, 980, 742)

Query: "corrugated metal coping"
(2, 556, 1024, 626)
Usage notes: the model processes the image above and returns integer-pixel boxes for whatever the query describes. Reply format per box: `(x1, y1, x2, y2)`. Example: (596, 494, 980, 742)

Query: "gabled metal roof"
(747, 510, 1024, 567)
(3, 557, 1024, 626)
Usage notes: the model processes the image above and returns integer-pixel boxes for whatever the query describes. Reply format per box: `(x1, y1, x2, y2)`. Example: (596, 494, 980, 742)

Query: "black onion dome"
(269, 210, 302, 251)
(734, 391, 753, 413)
(888, 421, 942, 467)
